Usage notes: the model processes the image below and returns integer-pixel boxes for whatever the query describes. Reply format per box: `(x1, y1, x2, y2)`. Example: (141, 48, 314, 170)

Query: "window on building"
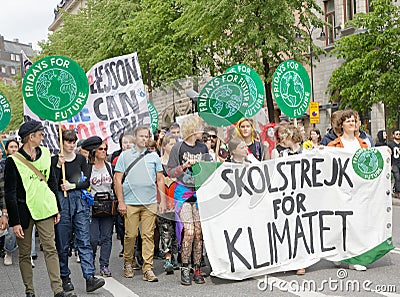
(368, 0, 374, 12)
(10, 67, 16, 75)
(325, 0, 336, 45)
(10, 53, 15, 61)
(345, 0, 357, 22)
(1, 66, 6, 73)
(15, 54, 20, 62)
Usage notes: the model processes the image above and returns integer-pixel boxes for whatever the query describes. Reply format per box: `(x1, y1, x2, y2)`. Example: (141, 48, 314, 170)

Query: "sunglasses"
(209, 135, 218, 139)
(97, 147, 107, 151)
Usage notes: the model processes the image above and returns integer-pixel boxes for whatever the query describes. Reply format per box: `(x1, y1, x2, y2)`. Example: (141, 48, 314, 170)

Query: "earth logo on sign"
(281, 71, 305, 108)
(352, 148, 384, 180)
(198, 73, 250, 127)
(210, 85, 243, 117)
(22, 56, 89, 122)
(272, 60, 311, 119)
(36, 69, 77, 110)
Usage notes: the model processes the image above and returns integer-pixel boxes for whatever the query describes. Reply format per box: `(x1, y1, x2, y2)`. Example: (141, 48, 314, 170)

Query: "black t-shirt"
(51, 154, 90, 190)
(167, 140, 211, 189)
(388, 141, 400, 166)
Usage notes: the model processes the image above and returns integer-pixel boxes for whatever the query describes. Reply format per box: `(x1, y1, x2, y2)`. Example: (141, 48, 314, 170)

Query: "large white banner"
(194, 147, 393, 280)
(24, 53, 150, 154)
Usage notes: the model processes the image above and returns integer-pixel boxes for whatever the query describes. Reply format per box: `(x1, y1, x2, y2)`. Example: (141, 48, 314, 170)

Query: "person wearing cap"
(4, 120, 76, 297)
(51, 130, 105, 294)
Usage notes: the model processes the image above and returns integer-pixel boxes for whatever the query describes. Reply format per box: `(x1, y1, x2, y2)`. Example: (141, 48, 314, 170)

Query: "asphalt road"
(2, 204, 400, 297)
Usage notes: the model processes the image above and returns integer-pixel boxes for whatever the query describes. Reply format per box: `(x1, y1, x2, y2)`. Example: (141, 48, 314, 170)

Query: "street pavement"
(2, 203, 400, 297)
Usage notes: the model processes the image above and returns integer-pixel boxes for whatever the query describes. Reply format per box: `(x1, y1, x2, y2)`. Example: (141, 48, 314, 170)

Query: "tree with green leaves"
(327, 0, 400, 127)
(172, 0, 324, 121)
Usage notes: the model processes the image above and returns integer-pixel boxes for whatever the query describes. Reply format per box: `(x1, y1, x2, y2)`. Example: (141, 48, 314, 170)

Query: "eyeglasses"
(209, 135, 218, 139)
(97, 147, 107, 151)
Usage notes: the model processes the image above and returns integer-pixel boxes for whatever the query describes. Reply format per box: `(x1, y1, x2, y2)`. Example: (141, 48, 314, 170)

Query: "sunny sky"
(0, 0, 58, 50)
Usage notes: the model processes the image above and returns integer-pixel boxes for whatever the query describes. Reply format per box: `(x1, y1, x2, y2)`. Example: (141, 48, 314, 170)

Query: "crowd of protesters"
(0, 109, 399, 295)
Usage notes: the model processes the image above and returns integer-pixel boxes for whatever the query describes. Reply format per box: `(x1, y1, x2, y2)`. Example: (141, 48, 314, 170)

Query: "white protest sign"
(24, 53, 150, 154)
(193, 147, 393, 280)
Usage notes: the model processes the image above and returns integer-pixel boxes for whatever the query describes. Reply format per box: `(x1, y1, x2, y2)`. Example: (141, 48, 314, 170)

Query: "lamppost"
(296, 26, 326, 126)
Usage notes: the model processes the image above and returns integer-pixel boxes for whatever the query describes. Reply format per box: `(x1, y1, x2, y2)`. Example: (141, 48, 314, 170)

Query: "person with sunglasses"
(388, 130, 400, 198)
(84, 138, 115, 277)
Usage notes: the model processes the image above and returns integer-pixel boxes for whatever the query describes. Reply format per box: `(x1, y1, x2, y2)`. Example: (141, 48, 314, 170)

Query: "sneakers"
(86, 275, 105, 292)
(61, 276, 74, 292)
(193, 265, 205, 284)
(100, 266, 112, 277)
(180, 266, 191, 285)
(164, 259, 174, 275)
(142, 270, 158, 282)
(4, 252, 12, 266)
(31, 257, 35, 268)
(349, 264, 367, 271)
(54, 291, 77, 297)
(124, 262, 134, 278)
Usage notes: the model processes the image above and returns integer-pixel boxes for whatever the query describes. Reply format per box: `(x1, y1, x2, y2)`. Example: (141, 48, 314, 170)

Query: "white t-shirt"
(340, 137, 361, 152)
(90, 163, 113, 197)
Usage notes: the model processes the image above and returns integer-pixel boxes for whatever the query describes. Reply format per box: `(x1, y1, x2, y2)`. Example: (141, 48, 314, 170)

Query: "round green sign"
(272, 60, 311, 119)
(22, 56, 89, 121)
(352, 148, 384, 180)
(0, 93, 11, 132)
(147, 101, 159, 133)
(198, 73, 250, 127)
(225, 64, 264, 118)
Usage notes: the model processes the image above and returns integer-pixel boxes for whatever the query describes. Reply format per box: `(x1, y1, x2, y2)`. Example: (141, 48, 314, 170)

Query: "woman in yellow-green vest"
(4, 120, 76, 297)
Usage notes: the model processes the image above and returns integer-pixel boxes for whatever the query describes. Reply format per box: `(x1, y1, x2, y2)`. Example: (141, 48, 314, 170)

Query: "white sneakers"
(31, 257, 35, 268)
(4, 252, 12, 266)
(349, 264, 367, 271)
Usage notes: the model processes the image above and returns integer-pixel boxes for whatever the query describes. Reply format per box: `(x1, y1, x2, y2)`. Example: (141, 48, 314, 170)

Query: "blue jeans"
(55, 190, 95, 280)
(4, 226, 18, 253)
(90, 216, 114, 267)
(393, 164, 400, 193)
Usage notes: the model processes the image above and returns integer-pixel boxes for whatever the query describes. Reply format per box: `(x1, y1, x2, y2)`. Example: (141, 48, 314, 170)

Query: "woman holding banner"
(327, 109, 369, 271)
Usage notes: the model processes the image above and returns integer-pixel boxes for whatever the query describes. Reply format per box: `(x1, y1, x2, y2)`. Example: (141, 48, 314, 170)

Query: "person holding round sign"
(4, 120, 76, 297)
(51, 130, 105, 293)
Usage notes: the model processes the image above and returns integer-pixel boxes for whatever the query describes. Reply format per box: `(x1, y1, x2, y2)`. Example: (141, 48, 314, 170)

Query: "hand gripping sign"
(22, 56, 89, 196)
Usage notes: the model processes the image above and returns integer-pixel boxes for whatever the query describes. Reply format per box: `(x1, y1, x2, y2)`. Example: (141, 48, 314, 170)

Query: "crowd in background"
(0, 109, 399, 295)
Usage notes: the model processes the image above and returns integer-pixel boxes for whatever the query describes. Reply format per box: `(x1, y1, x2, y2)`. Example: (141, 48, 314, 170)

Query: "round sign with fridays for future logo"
(198, 73, 250, 127)
(225, 64, 265, 118)
(0, 93, 11, 132)
(22, 56, 89, 122)
(272, 60, 311, 119)
(147, 101, 159, 133)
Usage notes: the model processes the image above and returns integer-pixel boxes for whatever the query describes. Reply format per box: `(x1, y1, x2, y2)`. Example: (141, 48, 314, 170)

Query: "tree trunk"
(263, 58, 275, 123)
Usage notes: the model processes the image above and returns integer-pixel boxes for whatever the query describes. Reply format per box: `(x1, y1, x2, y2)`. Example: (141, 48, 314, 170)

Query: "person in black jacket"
(5, 120, 75, 297)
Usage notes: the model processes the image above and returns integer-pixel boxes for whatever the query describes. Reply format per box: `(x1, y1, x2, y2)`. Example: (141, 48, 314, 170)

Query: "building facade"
(0, 35, 34, 85)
